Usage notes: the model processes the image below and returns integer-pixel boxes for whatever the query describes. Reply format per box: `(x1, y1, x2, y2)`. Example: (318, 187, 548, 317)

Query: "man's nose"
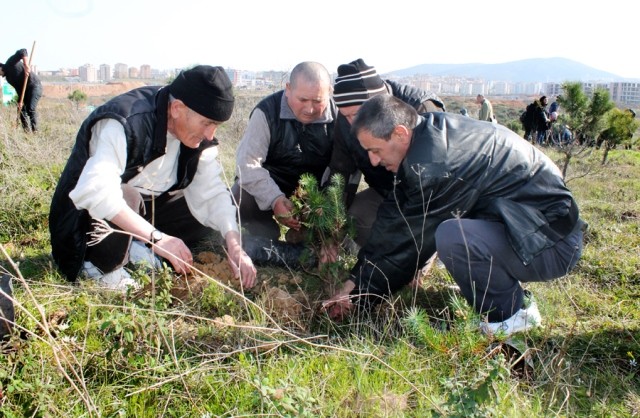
(204, 124, 218, 140)
(368, 152, 380, 166)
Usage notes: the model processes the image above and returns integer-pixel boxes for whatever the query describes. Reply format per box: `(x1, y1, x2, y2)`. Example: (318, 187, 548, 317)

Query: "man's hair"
(289, 61, 331, 90)
(350, 95, 418, 140)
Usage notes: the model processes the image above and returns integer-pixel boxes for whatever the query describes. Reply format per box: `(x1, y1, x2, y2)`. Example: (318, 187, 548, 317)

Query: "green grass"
(0, 96, 638, 417)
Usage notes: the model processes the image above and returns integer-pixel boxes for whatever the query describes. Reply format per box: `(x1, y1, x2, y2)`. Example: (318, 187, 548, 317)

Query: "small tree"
(596, 108, 640, 164)
(553, 82, 616, 177)
(67, 89, 87, 109)
(289, 173, 355, 282)
(583, 88, 615, 143)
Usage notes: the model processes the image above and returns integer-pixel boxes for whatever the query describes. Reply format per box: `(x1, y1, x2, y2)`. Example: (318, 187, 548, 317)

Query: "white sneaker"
(480, 291, 542, 337)
(129, 240, 163, 269)
(81, 261, 139, 291)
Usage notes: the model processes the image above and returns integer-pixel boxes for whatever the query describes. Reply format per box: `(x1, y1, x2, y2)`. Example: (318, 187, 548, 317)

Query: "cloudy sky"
(4, 0, 638, 78)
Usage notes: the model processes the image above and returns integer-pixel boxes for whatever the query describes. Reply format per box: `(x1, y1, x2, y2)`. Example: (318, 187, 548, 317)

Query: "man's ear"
(393, 125, 411, 144)
(169, 99, 186, 118)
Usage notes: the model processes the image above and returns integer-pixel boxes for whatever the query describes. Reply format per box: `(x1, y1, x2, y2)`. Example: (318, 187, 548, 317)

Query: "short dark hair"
(351, 95, 418, 140)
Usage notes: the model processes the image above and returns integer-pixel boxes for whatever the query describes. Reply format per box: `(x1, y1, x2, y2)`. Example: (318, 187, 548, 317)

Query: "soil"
(170, 251, 315, 330)
(42, 81, 147, 99)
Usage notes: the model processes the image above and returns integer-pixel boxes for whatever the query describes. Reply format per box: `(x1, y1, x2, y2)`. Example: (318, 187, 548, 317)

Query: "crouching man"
(49, 66, 256, 291)
(323, 95, 585, 337)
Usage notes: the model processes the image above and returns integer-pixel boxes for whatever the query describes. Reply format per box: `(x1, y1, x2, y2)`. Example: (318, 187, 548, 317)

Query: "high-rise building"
(79, 64, 97, 82)
(139, 64, 152, 79)
(99, 64, 111, 82)
(114, 63, 128, 79)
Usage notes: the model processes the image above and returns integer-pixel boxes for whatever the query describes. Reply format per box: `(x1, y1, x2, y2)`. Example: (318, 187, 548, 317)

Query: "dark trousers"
(19, 85, 42, 132)
(435, 218, 583, 322)
(231, 182, 281, 240)
(85, 185, 210, 273)
(348, 187, 384, 247)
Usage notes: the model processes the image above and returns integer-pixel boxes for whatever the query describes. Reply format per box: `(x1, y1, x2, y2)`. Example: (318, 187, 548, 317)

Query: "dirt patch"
(171, 251, 315, 330)
(43, 81, 147, 99)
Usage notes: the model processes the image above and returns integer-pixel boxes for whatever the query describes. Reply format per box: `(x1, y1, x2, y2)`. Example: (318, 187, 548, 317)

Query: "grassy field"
(0, 94, 638, 417)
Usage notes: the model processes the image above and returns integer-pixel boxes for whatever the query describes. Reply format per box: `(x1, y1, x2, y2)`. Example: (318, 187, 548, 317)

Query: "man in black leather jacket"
(324, 95, 585, 337)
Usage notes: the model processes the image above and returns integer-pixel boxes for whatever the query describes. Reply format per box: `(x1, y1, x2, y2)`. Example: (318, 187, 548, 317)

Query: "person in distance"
(0, 47, 43, 132)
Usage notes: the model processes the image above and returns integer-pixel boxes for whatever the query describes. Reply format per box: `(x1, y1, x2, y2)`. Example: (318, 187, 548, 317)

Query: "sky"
(4, 0, 639, 79)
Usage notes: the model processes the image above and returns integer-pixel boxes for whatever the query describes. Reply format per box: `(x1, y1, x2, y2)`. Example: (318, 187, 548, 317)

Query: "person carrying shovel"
(0, 45, 42, 133)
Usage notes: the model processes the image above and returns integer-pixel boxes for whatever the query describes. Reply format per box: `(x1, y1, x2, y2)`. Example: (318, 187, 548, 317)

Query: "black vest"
(49, 86, 214, 281)
(256, 91, 335, 196)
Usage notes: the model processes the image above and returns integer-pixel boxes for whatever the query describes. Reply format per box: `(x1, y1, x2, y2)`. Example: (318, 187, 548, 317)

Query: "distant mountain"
(386, 58, 629, 83)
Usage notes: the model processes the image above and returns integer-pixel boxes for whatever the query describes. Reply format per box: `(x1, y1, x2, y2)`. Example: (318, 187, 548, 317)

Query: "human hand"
(153, 235, 193, 275)
(273, 196, 301, 230)
(227, 248, 257, 289)
(226, 231, 257, 289)
(321, 280, 356, 321)
(319, 241, 339, 266)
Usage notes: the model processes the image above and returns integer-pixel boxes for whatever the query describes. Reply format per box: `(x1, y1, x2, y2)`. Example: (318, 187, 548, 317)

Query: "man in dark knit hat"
(49, 65, 256, 291)
(327, 58, 446, 249)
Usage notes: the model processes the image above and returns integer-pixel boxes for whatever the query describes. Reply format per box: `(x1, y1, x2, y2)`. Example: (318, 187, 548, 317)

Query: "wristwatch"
(149, 229, 164, 244)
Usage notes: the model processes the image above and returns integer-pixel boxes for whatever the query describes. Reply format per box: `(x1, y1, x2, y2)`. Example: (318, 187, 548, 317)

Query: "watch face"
(151, 230, 163, 242)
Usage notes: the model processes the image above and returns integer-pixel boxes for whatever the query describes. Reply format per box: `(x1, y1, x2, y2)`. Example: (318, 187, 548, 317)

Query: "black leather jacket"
(350, 112, 583, 299)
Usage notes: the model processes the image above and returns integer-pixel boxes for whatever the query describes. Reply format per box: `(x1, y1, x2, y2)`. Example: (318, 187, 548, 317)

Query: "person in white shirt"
(49, 65, 256, 290)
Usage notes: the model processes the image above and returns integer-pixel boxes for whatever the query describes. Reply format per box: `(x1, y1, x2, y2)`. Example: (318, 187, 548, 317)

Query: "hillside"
(388, 57, 628, 83)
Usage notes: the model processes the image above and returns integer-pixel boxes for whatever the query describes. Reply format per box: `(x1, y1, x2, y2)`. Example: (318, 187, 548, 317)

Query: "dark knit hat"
(169, 65, 234, 122)
(333, 59, 386, 108)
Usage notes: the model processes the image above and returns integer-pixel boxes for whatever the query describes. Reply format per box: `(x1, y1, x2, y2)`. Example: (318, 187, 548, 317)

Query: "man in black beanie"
(49, 65, 257, 291)
(327, 58, 446, 249)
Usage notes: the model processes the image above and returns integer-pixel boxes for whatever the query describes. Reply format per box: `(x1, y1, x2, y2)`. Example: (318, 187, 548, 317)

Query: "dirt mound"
(43, 81, 147, 99)
(171, 251, 314, 330)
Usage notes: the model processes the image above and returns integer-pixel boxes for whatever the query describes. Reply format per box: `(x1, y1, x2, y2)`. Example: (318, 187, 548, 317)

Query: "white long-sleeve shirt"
(69, 119, 238, 237)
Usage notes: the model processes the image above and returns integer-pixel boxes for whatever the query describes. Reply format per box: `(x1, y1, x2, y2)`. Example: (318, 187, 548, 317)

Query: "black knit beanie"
(333, 59, 386, 108)
(169, 65, 234, 122)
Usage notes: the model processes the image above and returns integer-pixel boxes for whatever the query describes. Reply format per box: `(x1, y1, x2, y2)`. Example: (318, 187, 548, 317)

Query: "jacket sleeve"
(184, 146, 239, 237)
(349, 163, 481, 304)
(234, 109, 285, 210)
(326, 116, 359, 206)
(6, 49, 26, 66)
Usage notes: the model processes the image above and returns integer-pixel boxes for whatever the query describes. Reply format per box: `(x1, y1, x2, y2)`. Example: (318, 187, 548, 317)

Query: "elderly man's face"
(285, 79, 331, 124)
(169, 100, 221, 149)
